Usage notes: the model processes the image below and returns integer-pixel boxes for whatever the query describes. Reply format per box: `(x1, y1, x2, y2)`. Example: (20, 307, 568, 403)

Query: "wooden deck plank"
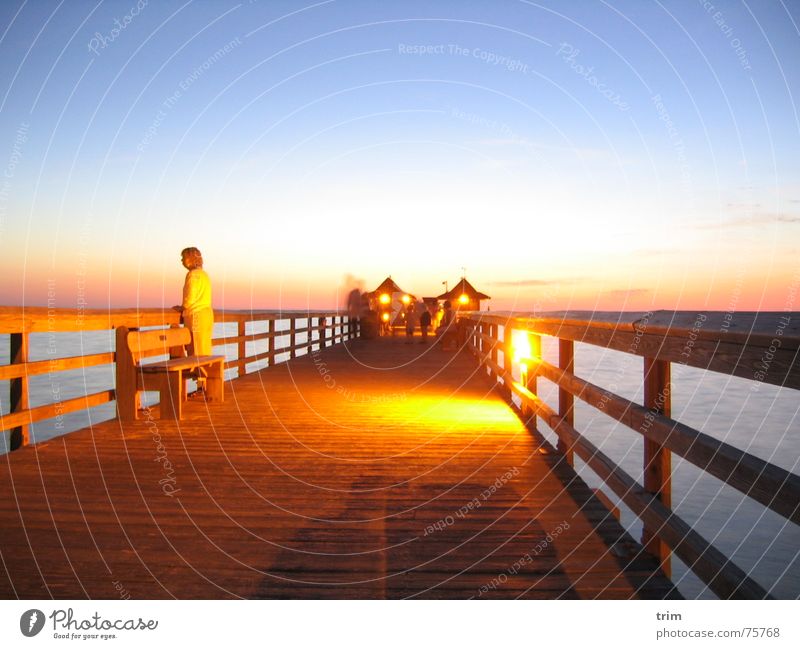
(0, 336, 679, 599)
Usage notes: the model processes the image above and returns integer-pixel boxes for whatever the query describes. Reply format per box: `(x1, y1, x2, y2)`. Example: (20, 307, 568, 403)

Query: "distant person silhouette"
(419, 304, 432, 343)
(347, 286, 362, 338)
(438, 300, 457, 350)
(343, 274, 365, 339)
(173, 247, 214, 391)
(404, 301, 417, 344)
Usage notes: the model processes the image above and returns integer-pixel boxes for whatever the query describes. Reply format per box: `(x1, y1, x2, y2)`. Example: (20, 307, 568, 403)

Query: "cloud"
(726, 202, 761, 209)
(473, 138, 614, 162)
(693, 213, 800, 229)
(600, 288, 650, 298)
(479, 158, 516, 170)
(629, 248, 682, 256)
(490, 278, 582, 287)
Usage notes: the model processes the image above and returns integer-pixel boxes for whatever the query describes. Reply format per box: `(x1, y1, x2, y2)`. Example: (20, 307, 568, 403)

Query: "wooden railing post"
(503, 324, 514, 396)
(168, 323, 184, 359)
(519, 332, 541, 428)
(267, 318, 275, 366)
(238, 320, 246, 377)
(9, 332, 30, 450)
(558, 338, 575, 465)
(468, 319, 477, 356)
(491, 323, 498, 374)
(318, 317, 327, 349)
(643, 356, 672, 577)
(289, 317, 297, 359)
(306, 317, 313, 354)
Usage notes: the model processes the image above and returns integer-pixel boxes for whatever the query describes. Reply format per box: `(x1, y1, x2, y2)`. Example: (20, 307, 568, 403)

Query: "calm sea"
(1, 322, 798, 599)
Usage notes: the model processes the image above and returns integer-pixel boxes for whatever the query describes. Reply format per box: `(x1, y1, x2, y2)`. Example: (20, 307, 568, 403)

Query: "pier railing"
(458, 311, 800, 600)
(0, 307, 355, 451)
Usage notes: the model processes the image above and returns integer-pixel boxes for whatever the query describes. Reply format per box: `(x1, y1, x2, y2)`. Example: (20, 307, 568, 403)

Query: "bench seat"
(140, 355, 224, 373)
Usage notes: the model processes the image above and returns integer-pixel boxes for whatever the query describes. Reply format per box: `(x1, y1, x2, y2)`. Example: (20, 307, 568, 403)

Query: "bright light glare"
(512, 329, 532, 362)
(382, 312, 390, 322)
(459, 294, 469, 305)
(379, 293, 391, 305)
(402, 294, 411, 305)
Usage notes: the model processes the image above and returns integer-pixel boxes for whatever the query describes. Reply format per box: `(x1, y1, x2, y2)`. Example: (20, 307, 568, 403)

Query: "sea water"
(531, 336, 799, 600)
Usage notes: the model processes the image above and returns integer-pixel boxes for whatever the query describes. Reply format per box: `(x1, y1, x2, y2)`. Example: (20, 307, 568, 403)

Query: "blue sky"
(1, 0, 798, 310)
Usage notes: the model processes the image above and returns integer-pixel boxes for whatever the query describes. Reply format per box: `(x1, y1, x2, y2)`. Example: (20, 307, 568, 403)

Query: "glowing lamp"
(459, 293, 469, 305)
(512, 329, 533, 362)
(401, 294, 411, 305)
(381, 312, 390, 322)
(379, 293, 390, 305)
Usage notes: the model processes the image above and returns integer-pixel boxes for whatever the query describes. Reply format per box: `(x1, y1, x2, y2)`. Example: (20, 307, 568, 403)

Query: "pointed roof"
(437, 278, 490, 301)
(370, 276, 404, 296)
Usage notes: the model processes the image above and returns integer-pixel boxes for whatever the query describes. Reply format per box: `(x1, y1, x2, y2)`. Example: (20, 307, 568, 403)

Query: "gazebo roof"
(370, 276, 404, 296)
(437, 278, 490, 301)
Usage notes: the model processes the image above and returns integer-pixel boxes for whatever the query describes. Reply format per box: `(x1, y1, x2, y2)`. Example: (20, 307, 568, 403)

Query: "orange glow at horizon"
(2, 247, 799, 312)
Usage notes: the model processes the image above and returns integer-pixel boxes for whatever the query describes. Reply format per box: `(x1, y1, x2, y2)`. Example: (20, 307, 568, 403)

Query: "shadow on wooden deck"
(0, 335, 680, 599)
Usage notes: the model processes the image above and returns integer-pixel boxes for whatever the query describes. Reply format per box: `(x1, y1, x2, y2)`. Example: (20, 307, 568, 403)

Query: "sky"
(0, 0, 798, 312)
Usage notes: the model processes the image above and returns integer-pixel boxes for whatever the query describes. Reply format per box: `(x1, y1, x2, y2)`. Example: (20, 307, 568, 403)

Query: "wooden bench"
(115, 325, 225, 420)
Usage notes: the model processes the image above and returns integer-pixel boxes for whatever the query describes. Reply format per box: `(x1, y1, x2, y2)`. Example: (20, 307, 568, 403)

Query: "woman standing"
(175, 246, 214, 360)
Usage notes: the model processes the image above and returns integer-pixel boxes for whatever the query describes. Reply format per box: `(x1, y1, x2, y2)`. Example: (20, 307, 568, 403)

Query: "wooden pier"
(1, 307, 798, 599)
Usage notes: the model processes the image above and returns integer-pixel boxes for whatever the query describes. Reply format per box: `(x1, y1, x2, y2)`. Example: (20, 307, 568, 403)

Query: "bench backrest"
(127, 328, 191, 363)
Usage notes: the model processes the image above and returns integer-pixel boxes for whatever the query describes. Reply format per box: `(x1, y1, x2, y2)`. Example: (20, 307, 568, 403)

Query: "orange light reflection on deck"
(355, 395, 522, 434)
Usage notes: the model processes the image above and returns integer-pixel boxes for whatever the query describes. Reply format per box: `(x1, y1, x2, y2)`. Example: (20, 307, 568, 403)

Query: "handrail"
(465, 310, 800, 390)
(1, 307, 355, 451)
(458, 311, 800, 600)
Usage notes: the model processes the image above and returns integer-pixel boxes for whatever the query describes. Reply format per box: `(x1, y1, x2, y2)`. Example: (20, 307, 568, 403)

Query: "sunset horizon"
(1, 1, 798, 315)
(4, 264, 798, 312)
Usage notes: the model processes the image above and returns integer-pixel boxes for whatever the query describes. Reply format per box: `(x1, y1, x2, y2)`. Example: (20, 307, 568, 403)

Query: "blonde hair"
(181, 247, 203, 269)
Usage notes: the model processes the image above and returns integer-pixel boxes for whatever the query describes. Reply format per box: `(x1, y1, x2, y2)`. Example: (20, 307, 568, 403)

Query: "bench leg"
(115, 326, 138, 421)
(149, 370, 184, 420)
(206, 360, 224, 403)
(167, 370, 184, 420)
(116, 373, 143, 421)
(116, 386, 138, 421)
